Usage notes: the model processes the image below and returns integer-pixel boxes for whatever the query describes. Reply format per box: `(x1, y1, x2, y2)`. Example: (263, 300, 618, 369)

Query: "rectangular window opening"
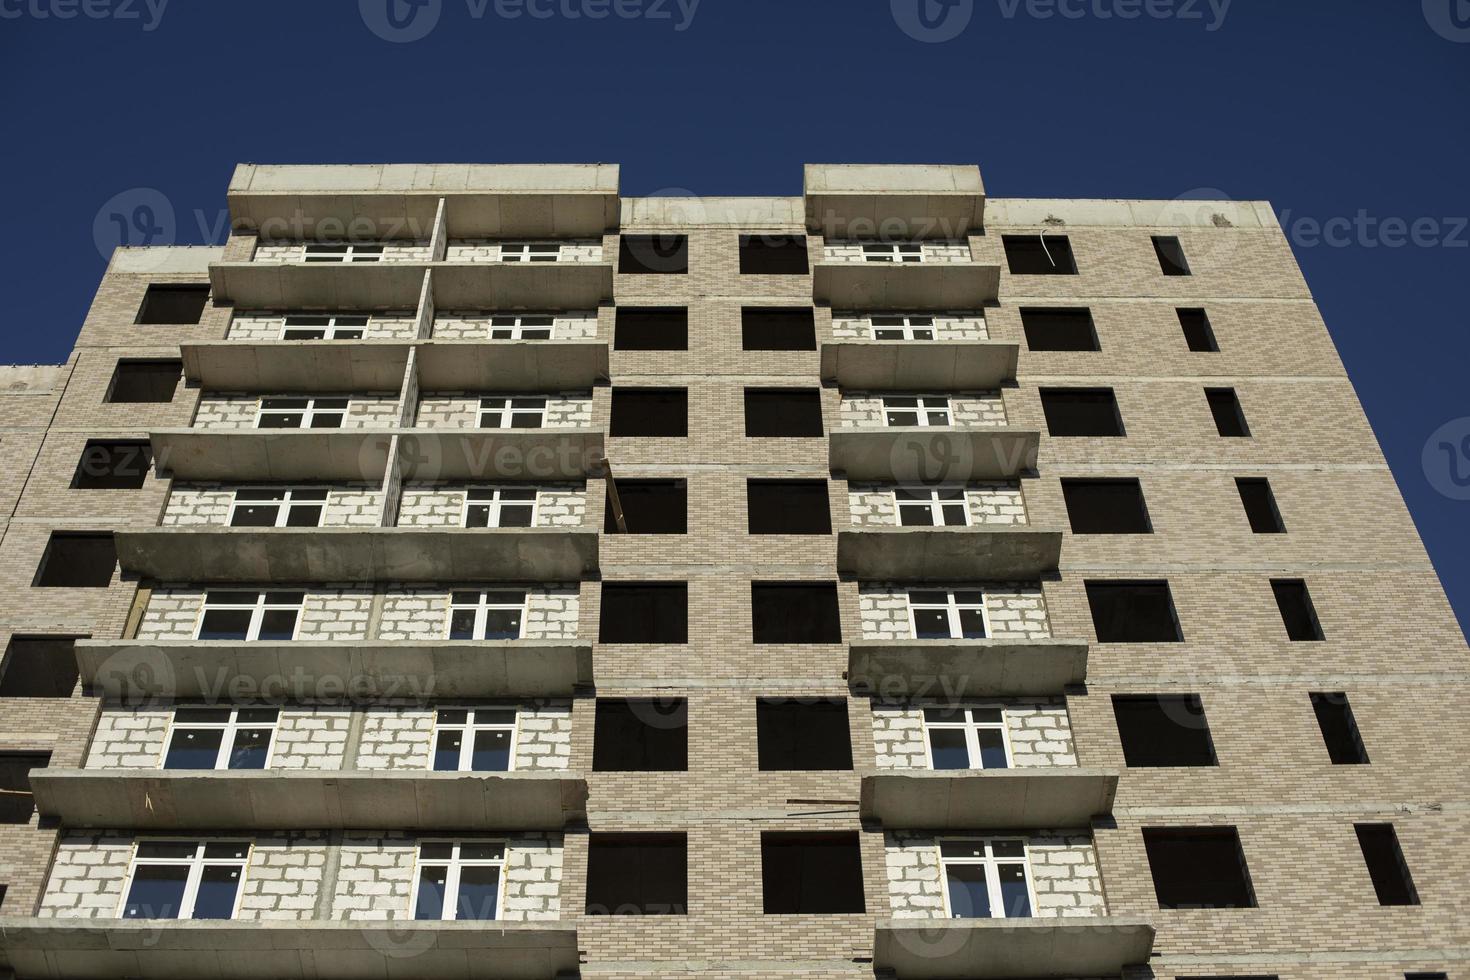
(739, 234, 809, 275)
(1236, 478, 1285, 533)
(1085, 580, 1183, 643)
(1272, 579, 1324, 641)
(741, 307, 816, 351)
(1061, 478, 1152, 534)
(1003, 235, 1077, 275)
(1112, 695, 1217, 767)
(605, 479, 687, 534)
(1355, 823, 1419, 906)
(107, 360, 182, 403)
(610, 388, 688, 437)
(1310, 692, 1369, 765)
(1142, 827, 1255, 909)
(751, 582, 842, 643)
(1040, 388, 1125, 437)
(614, 308, 688, 351)
(135, 284, 210, 324)
(593, 698, 688, 772)
(1178, 308, 1218, 352)
(747, 480, 832, 535)
(618, 235, 688, 275)
(1153, 235, 1192, 276)
(72, 440, 154, 489)
(1021, 308, 1099, 352)
(756, 699, 853, 771)
(1206, 388, 1251, 437)
(598, 583, 688, 644)
(0, 636, 81, 698)
(33, 532, 117, 588)
(744, 388, 824, 437)
(585, 834, 688, 915)
(761, 832, 865, 914)
(0, 753, 48, 824)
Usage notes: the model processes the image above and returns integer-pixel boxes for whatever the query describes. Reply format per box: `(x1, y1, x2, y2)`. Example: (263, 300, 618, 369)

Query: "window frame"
(860, 242, 924, 264)
(410, 840, 508, 921)
(462, 487, 540, 528)
(497, 243, 562, 264)
(279, 314, 370, 340)
(194, 591, 304, 642)
(301, 243, 384, 263)
(446, 589, 527, 641)
(160, 707, 281, 771)
(938, 836, 1038, 920)
(118, 840, 251, 921)
(882, 395, 952, 428)
(906, 589, 990, 640)
(426, 707, 519, 772)
(868, 314, 937, 341)
(487, 314, 556, 340)
(892, 486, 971, 527)
(254, 396, 350, 430)
(923, 706, 1013, 771)
(478, 396, 549, 430)
(226, 487, 330, 528)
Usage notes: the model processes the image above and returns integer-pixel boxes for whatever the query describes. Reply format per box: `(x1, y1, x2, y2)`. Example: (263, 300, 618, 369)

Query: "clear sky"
(1, 0, 1467, 630)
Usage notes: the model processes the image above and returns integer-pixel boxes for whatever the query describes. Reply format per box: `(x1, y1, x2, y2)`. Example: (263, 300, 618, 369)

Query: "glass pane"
(977, 730, 1008, 769)
(202, 843, 249, 860)
(991, 841, 1024, 858)
(335, 317, 369, 327)
(913, 609, 953, 640)
(481, 609, 522, 641)
(284, 316, 331, 327)
(261, 398, 309, 409)
(490, 329, 514, 339)
(898, 503, 935, 527)
(885, 410, 918, 426)
(465, 505, 491, 528)
(509, 414, 541, 429)
(436, 709, 469, 724)
(997, 864, 1032, 917)
(480, 411, 505, 428)
(265, 591, 306, 605)
(333, 329, 364, 340)
(472, 709, 517, 725)
(925, 411, 949, 426)
(137, 842, 199, 859)
(292, 489, 329, 501)
(192, 865, 242, 919)
(460, 843, 504, 861)
(483, 591, 525, 605)
(237, 708, 279, 723)
(912, 329, 934, 340)
(284, 505, 323, 527)
(234, 490, 279, 502)
(455, 866, 500, 920)
(307, 413, 344, 429)
(498, 505, 534, 528)
(448, 609, 478, 640)
(873, 329, 904, 340)
(228, 729, 272, 769)
(123, 866, 189, 919)
(414, 866, 448, 920)
(433, 731, 463, 771)
(197, 609, 252, 641)
(163, 729, 223, 770)
(257, 413, 302, 428)
(945, 865, 991, 919)
(923, 706, 965, 724)
(230, 504, 279, 527)
(173, 707, 232, 724)
(256, 609, 298, 641)
(471, 729, 512, 772)
(522, 329, 551, 339)
(886, 398, 918, 408)
(419, 843, 453, 859)
(910, 590, 947, 605)
(957, 609, 987, 639)
(941, 503, 968, 526)
(281, 329, 326, 340)
(451, 591, 481, 604)
(928, 729, 971, 770)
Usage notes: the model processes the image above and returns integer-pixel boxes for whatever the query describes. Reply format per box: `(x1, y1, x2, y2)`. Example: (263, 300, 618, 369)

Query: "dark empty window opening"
(0, 637, 81, 698)
(610, 388, 688, 437)
(615, 308, 688, 351)
(1236, 478, 1285, 533)
(1310, 692, 1369, 765)
(1086, 580, 1183, 643)
(739, 234, 809, 275)
(1113, 695, 1217, 767)
(1272, 579, 1324, 641)
(757, 699, 853, 771)
(1040, 389, 1125, 437)
(107, 360, 182, 403)
(745, 389, 824, 437)
(751, 582, 842, 644)
(585, 834, 687, 915)
(747, 480, 832, 535)
(33, 532, 117, 588)
(618, 235, 688, 275)
(593, 699, 688, 771)
(605, 479, 687, 534)
(1061, 478, 1152, 534)
(1355, 824, 1419, 906)
(761, 832, 865, 914)
(1003, 235, 1077, 275)
(1206, 388, 1251, 437)
(1153, 235, 1192, 276)
(135, 284, 210, 324)
(0, 885, 6, 911)
(1178, 308, 1218, 351)
(0, 753, 49, 824)
(1021, 308, 1099, 352)
(598, 582, 688, 643)
(1143, 827, 1255, 909)
(1405, 974, 1449, 979)
(742, 308, 816, 351)
(72, 440, 154, 490)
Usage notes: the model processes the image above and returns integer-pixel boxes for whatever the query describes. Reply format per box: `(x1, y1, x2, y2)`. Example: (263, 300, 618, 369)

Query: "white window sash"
(301, 243, 384, 263)
(195, 593, 304, 641)
(409, 841, 507, 921)
(937, 837, 1037, 920)
(118, 841, 251, 920)
(461, 488, 540, 528)
(426, 709, 519, 772)
(280, 315, 370, 340)
(478, 398, 548, 429)
(861, 242, 924, 264)
(227, 488, 328, 528)
(868, 315, 937, 340)
(445, 592, 527, 640)
(160, 709, 280, 770)
(905, 590, 990, 640)
(498, 243, 562, 263)
(892, 487, 970, 527)
(254, 397, 350, 429)
(922, 707, 1012, 770)
(882, 396, 952, 428)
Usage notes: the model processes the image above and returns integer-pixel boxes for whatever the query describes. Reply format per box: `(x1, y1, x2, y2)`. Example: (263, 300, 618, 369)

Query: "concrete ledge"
(415, 340, 609, 391)
(837, 527, 1061, 581)
(860, 769, 1119, 830)
(873, 917, 1155, 979)
(0, 918, 579, 980)
(847, 639, 1088, 697)
(209, 261, 614, 310)
(31, 770, 588, 832)
(804, 164, 985, 238)
(75, 640, 593, 700)
(395, 429, 606, 481)
(828, 428, 1039, 482)
(812, 262, 999, 310)
(819, 341, 1018, 390)
(115, 528, 599, 583)
(181, 342, 411, 392)
(152, 429, 393, 481)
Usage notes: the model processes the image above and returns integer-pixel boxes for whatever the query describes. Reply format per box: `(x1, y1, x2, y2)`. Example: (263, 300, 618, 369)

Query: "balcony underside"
(873, 917, 1155, 980)
(75, 639, 594, 700)
(209, 261, 614, 310)
(836, 527, 1061, 581)
(828, 428, 1039, 482)
(182, 341, 410, 392)
(804, 163, 986, 238)
(860, 769, 1119, 830)
(846, 639, 1089, 697)
(31, 770, 589, 832)
(115, 528, 599, 583)
(819, 341, 1018, 390)
(812, 262, 999, 310)
(0, 919, 579, 980)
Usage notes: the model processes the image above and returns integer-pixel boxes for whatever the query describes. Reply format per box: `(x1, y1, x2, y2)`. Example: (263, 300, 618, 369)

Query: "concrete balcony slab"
(75, 639, 593, 700)
(804, 163, 986, 239)
(819, 340, 1018, 390)
(0, 918, 579, 980)
(837, 527, 1061, 581)
(396, 429, 606, 481)
(860, 769, 1119, 830)
(152, 429, 394, 482)
(846, 639, 1089, 697)
(828, 427, 1039, 482)
(873, 917, 1155, 979)
(181, 341, 411, 392)
(415, 340, 609, 391)
(812, 262, 1000, 310)
(115, 528, 598, 583)
(209, 261, 615, 310)
(30, 769, 589, 832)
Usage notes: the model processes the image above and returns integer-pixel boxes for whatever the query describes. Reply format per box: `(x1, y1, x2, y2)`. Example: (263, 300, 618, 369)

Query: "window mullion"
(444, 861, 462, 920)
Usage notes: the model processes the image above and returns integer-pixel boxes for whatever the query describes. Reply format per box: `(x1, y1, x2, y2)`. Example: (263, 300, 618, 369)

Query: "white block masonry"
(161, 484, 384, 528)
(227, 313, 418, 341)
(869, 698, 1078, 769)
(822, 241, 973, 263)
(858, 583, 1051, 640)
(193, 394, 401, 429)
(829, 312, 988, 340)
(431, 311, 598, 340)
(884, 831, 1106, 919)
(838, 392, 1007, 428)
(414, 393, 593, 429)
(441, 240, 603, 263)
(355, 700, 573, 771)
(395, 484, 586, 528)
(847, 482, 1027, 527)
(252, 242, 433, 263)
(138, 588, 375, 642)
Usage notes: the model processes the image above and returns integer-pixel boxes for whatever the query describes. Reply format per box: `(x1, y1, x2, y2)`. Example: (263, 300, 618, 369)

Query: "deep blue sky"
(1, 0, 1467, 630)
